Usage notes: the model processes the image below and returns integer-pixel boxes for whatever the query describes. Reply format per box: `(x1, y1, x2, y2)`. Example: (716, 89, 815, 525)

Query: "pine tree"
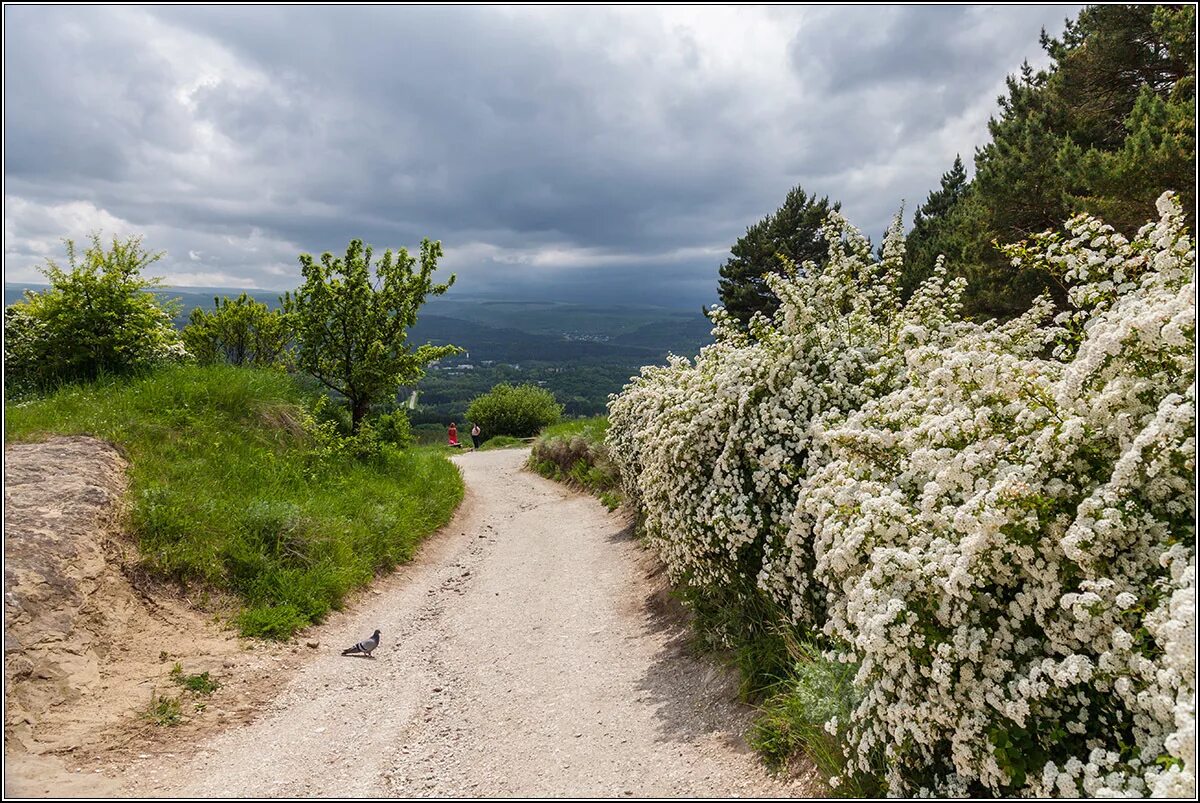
(903, 156, 973, 298)
(717, 186, 838, 327)
(913, 155, 968, 229)
(903, 4, 1195, 318)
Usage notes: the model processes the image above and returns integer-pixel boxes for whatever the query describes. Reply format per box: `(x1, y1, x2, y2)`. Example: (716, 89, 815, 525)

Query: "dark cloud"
(4, 5, 1080, 305)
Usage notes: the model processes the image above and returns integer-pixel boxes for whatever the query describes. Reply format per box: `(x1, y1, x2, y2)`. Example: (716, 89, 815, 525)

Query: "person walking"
(470, 422, 482, 450)
(447, 422, 461, 448)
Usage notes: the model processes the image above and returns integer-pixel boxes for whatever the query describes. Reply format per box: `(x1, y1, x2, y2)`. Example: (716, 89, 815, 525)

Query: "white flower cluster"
(607, 194, 1196, 797)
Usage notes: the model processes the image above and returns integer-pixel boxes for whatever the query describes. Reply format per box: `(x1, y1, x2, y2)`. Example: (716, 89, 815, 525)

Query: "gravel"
(121, 449, 814, 797)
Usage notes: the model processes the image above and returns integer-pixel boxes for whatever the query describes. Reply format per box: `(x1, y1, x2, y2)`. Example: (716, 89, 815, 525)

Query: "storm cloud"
(4, 5, 1080, 305)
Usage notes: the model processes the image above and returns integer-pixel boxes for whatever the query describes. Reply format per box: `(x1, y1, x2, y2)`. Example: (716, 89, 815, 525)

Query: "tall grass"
(538, 417, 610, 442)
(5, 364, 463, 638)
(528, 416, 619, 509)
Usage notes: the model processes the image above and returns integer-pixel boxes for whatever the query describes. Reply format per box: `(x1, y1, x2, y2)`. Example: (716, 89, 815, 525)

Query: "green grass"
(539, 416, 609, 441)
(528, 417, 620, 510)
(169, 662, 220, 695)
(669, 571, 882, 792)
(5, 364, 464, 639)
(748, 642, 880, 795)
(479, 435, 526, 450)
(147, 693, 183, 727)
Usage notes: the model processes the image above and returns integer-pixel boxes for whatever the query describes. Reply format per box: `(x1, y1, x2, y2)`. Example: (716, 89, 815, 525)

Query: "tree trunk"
(350, 399, 370, 434)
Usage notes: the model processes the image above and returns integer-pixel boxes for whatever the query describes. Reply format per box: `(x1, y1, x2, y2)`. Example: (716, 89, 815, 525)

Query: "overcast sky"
(4, 4, 1080, 306)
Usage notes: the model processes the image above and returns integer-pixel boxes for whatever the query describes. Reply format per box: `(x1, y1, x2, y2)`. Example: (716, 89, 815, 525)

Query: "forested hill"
(399, 307, 712, 422)
(408, 315, 679, 363)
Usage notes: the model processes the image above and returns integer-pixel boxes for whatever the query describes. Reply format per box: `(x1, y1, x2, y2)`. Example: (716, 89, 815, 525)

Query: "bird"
(341, 629, 381, 657)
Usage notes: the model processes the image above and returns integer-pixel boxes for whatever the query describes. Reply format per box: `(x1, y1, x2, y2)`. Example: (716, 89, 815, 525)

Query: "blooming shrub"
(609, 211, 970, 630)
(607, 194, 1195, 797)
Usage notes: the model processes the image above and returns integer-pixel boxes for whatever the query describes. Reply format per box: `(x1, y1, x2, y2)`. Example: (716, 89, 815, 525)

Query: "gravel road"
(123, 449, 810, 797)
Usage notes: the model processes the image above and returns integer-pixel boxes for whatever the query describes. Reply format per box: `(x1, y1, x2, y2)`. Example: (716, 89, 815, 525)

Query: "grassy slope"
(528, 417, 620, 510)
(538, 417, 610, 442)
(5, 365, 463, 638)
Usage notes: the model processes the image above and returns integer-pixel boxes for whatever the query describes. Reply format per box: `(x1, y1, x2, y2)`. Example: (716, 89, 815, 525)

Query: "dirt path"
(120, 449, 813, 797)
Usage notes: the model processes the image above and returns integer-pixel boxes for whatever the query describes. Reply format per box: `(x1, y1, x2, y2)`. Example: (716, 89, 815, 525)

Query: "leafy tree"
(4, 233, 187, 394)
(717, 186, 839, 327)
(465, 383, 563, 438)
(182, 292, 291, 367)
(283, 238, 460, 432)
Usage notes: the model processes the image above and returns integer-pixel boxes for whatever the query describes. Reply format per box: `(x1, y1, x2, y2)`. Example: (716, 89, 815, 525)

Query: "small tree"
(183, 293, 291, 367)
(4, 233, 187, 394)
(284, 238, 459, 432)
(466, 383, 563, 438)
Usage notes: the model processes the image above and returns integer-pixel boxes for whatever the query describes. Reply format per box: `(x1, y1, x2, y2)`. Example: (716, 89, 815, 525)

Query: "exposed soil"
(3, 437, 300, 797)
(6, 444, 818, 797)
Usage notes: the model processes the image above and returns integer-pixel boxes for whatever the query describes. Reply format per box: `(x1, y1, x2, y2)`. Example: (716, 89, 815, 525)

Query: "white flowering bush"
(608, 194, 1195, 797)
(609, 211, 970, 632)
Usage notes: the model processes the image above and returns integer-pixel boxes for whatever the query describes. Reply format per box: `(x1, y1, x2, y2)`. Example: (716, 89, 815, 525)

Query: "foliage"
(3, 233, 188, 395)
(4, 364, 463, 640)
(748, 640, 878, 795)
(374, 409, 414, 449)
(284, 238, 460, 432)
(906, 4, 1196, 317)
(169, 662, 220, 695)
(902, 155, 970, 297)
(478, 435, 525, 450)
(182, 292, 291, 368)
(299, 395, 415, 463)
(465, 382, 563, 438)
(2, 305, 47, 398)
(608, 196, 1195, 796)
(529, 418, 619, 510)
(147, 693, 183, 727)
(717, 185, 838, 328)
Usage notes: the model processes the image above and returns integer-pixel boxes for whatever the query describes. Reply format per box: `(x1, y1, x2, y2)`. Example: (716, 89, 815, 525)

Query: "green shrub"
(2, 305, 47, 398)
(374, 409, 414, 449)
(749, 643, 880, 795)
(182, 292, 291, 367)
(466, 383, 563, 438)
(4, 233, 188, 395)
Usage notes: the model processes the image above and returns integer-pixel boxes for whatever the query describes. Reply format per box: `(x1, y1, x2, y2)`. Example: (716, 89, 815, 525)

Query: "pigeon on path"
(341, 629, 381, 657)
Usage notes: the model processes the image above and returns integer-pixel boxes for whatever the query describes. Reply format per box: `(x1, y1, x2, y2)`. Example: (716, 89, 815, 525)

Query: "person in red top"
(447, 422, 461, 448)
